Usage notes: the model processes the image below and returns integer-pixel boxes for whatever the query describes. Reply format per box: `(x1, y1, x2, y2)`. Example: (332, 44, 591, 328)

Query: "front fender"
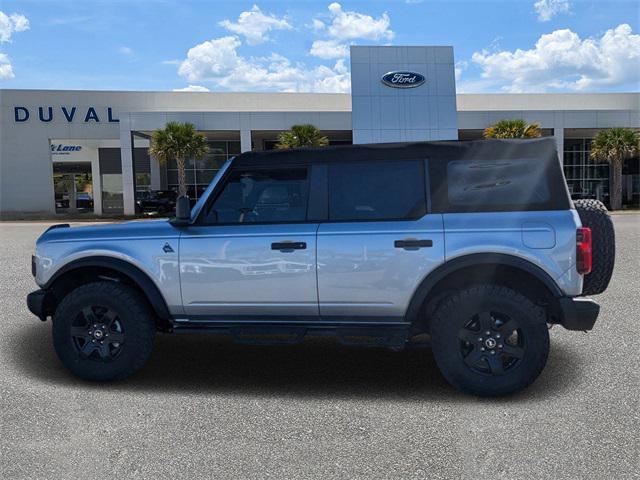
(43, 255, 172, 320)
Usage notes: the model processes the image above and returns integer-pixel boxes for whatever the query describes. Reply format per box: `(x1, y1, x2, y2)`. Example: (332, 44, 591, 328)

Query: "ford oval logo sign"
(381, 71, 425, 88)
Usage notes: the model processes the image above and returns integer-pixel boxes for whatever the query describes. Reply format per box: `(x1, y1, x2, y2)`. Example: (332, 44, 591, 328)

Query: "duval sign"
(14, 106, 119, 123)
(381, 71, 426, 88)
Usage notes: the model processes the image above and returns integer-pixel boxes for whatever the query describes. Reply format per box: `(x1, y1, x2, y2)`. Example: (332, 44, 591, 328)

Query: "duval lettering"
(14, 106, 119, 123)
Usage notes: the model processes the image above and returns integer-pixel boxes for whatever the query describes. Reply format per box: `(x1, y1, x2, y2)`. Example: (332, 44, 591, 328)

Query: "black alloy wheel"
(70, 305, 125, 361)
(457, 311, 524, 376)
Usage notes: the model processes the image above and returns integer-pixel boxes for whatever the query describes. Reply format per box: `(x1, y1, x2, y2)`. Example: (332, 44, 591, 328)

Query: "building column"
(240, 129, 252, 152)
(91, 151, 102, 215)
(554, 127, 564, 166)
(120, 116, 136, 215)
(150, 155, 161, 190)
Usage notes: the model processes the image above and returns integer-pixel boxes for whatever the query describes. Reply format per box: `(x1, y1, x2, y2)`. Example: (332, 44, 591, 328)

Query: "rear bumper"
(558, 297, 600, 331)
(27, 289, 51, 321)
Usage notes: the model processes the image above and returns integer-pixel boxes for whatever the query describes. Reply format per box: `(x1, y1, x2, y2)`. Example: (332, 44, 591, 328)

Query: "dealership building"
(1, 46, 638, 216)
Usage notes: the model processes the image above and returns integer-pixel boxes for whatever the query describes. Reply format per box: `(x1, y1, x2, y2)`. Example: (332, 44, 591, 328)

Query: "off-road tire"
(52, 281, 155, 381)
(430, 284, 550, 397)
(574, 199, 615, 295)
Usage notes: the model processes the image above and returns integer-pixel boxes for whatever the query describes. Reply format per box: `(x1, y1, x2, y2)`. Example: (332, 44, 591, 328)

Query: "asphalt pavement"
(1, 216, 638, 479)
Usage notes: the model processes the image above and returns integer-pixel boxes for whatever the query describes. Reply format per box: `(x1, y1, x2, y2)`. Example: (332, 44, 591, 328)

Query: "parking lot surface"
(1, 216, 638, 479)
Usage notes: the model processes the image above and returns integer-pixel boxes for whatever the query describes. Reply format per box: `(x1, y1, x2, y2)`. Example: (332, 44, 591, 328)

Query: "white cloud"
(324, 3, 393, 41)
(471, 24, 640, 92)
(0, 12, 27, 79)
(177, 35, 350, 92)
(173, 85, 210, 92)
(0, 11, 29, 43)
(533, 0, 570, 22)
(311, 58, 351, 93)
(310, 39, 349, 59)
(308, 3, 394, 59)
(0, 52, 14, 80)
(454, 60, 468, 82)
(219, 4, 291, 45)
(118, 46, 133, 56)
(310, 19, 325, 31)
(178, 36, 244, 82)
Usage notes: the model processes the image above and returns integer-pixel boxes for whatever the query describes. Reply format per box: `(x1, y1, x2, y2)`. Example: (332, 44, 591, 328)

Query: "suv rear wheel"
(430, 284, 549, 396)
(52, 281, 155, 381)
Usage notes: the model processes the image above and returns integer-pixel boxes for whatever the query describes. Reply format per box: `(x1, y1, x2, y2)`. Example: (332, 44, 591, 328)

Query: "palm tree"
(276, 124, 329, 149)
(483, 119, 542, 139)
(148, 122, 209, 197)
(590, 127, 640, 210)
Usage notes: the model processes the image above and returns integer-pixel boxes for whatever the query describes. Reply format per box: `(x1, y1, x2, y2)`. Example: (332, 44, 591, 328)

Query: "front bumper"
(559, 297, 600, 331)
(27, 289, 52, 321)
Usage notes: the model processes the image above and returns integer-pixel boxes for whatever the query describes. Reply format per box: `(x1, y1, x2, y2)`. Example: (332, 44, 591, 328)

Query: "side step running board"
(231, 326, 307, 345)
(172, 321, 412, 349)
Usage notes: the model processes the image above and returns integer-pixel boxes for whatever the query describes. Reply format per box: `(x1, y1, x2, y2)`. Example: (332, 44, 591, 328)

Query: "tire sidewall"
(431, 286, 550, 396)
(573, 199, 615, 296)
(52, 283, 154, 381)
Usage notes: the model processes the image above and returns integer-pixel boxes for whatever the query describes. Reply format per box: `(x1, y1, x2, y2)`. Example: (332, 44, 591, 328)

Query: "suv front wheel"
(430, 284, 550, 396)
(52, 281, 155, 381)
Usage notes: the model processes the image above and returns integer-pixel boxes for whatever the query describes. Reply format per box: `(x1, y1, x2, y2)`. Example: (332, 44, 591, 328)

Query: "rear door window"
(328, 160, 426, 221)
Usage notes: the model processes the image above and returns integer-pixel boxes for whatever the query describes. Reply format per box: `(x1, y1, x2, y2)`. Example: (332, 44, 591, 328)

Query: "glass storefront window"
(102, 174, 124, 214)
(563, 138, 610, 206)
(167, 157, 196, 169)
(165, 140, 239, 202)
(136, 173, 151, 192)
(195, 154, 227, 170)
(52, 162, 94, 214)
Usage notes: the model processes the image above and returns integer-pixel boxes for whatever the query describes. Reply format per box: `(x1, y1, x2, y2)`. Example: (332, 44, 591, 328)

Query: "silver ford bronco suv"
(27, 138, 615, 396)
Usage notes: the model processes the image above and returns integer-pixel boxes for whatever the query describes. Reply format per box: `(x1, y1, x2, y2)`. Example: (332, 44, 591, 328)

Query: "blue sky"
(0, 0, 638, 93)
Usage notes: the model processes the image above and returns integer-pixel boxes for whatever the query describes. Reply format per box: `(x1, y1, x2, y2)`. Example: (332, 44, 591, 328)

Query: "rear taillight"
(576, 227, 592, 275)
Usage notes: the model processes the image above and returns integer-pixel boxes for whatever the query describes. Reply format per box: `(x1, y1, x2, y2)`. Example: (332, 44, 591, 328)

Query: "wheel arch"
(43, 256, 171, 321)
(405, 253, 564, 329)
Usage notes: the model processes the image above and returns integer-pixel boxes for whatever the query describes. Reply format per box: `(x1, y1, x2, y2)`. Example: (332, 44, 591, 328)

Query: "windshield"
(190, 157, 234, 221)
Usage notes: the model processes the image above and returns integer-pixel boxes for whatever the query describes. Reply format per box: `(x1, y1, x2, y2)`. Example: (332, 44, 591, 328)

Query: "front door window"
(202, 168, 309, 224)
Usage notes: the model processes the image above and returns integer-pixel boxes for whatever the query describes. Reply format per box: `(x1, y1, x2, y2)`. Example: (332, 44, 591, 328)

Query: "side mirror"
(172, 195, 191, 226)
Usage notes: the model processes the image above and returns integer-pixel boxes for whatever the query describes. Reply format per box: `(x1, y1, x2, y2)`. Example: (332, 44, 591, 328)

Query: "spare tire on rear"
(573, 199, 615, 295)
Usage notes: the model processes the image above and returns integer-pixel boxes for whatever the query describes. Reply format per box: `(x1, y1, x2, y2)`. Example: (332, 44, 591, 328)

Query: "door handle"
(394, 239, 433, 249)
(271, 241, 307, 251)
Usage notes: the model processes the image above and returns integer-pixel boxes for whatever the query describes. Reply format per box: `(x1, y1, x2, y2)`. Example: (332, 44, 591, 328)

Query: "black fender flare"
(405, 253, 563, 324)
(44, 256, 171, 320)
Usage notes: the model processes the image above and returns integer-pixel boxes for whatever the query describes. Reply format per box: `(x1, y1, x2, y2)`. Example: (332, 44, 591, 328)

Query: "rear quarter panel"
(443, 210, 582, 296)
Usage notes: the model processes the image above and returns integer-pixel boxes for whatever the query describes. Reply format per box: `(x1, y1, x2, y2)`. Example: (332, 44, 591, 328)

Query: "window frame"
(324, 158, 430, 223)
(194, 163, 316, 226)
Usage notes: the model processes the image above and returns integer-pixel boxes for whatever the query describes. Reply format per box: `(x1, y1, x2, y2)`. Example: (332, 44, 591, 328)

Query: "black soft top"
(233, 137, 559, 167)
(232, 137, 571, 213)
